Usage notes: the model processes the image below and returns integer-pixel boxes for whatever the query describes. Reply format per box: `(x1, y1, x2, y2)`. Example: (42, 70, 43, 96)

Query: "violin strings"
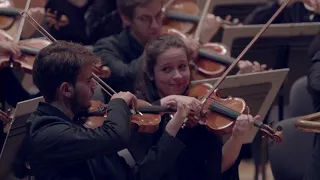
(92, 78, 113, 97)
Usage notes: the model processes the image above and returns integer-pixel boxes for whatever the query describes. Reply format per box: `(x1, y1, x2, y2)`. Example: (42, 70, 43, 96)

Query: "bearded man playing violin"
(93, 0, 267, 95)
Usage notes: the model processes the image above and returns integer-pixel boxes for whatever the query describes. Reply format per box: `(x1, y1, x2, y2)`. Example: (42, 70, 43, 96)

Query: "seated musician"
(25, 40, 192, 180)
(0, 40, 38, 147)
(93, 0, 266, 94)
(130, 33, 257, 180)
(244, 0, 320, 24)
(305, 34, 320, 180)
(22, 0, 123, 45)
(22, 0, 92, 44)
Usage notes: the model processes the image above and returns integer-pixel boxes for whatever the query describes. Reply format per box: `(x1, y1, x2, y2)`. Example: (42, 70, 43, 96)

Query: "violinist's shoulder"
(93, 30, 125, 51)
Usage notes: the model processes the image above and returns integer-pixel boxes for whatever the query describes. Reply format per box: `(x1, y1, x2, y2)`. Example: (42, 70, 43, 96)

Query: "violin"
(0, 0, 46, 30)
(164, 28, 233, 80)
(0, 0, 20, 30)
(0, 24, 110, 77)
(186, 83, 282, 142)
(78, 100, 177, 133)
(162, 0, 239, 35)
(0, 36, 51, 73)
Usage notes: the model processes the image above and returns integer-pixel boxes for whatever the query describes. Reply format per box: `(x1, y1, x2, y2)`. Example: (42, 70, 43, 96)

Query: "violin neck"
(20, 46, 39, 55)
(198, 48, 234, 65)
(208, 101, 240, 120)
(208, 101, 264, 128)
(137, 105, 177, 114)
(166, 11, 200, 23)
(0, 8, 21, 17)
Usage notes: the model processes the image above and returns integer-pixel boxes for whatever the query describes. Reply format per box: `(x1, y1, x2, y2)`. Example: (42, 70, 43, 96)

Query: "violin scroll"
(257, 122, 283, 143)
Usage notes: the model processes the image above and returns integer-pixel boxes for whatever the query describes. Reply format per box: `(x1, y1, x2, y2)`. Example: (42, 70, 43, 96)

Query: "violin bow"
(7, 0, 32, 67)
(19, 11, 117, 98)
(192, 0, 211, 41)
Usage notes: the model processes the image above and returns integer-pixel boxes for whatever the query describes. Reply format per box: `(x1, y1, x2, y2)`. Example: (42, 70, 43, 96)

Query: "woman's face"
(153, 47, 190, 97)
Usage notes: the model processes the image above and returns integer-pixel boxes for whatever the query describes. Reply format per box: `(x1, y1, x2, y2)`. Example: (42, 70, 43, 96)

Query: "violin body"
(187, 83, 249, 135)
(163, 1, 200, 34)
(0, 35, 51, 73)
(82, 100, 161, 133)
(0, 0, 17, 30)
(192, 42, 228, 80)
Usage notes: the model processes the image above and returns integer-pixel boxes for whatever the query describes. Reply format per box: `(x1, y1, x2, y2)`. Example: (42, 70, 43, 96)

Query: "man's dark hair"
(33, 41, 100, 102)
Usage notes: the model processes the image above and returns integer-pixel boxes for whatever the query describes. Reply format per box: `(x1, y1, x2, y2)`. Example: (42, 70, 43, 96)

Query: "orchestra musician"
(0, 0, 294, 179)
(93, 0, 266, 95)
(25, 40, 196, 180)
(129, 34, 257, 180)
(22, 0, 124, 45)
(0, 40, 39, 148)
(22, 0, 93, 44)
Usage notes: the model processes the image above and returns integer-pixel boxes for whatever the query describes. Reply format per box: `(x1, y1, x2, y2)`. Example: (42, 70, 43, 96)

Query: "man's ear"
(59, 82, 74, 98)
(120, 13, 132, 27)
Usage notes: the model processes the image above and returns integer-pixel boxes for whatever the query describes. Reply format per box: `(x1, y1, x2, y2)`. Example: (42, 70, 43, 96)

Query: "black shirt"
(45, 0, 92, 45)
(25, 98, 185, 180)
(244, 1, 320, 24)
(26, 99, 132, 180)
(93, 27, 144, 93)
(85, 0, 122, 43)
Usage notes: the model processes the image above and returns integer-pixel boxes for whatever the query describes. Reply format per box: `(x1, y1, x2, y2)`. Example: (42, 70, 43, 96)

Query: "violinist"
(244, 0, 320, 24)
(131, 34, 258, 180)
(25, 40, 193, 180)
(0, 40, 38, 148)
(93, 0, 266, 95)
(22, 0, 94, 45)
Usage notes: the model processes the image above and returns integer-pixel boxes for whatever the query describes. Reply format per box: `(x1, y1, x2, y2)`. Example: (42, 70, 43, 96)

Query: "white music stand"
(221, 22, 320, 54)
(191, 68, 289, 143)
(0, 96, 44, 180)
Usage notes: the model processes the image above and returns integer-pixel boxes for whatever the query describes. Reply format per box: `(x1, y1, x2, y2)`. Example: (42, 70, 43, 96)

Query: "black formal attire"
(26, 98, 184, 180)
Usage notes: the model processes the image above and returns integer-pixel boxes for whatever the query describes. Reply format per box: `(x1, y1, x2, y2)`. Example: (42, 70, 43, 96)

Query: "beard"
(69, 89, 91, 115)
